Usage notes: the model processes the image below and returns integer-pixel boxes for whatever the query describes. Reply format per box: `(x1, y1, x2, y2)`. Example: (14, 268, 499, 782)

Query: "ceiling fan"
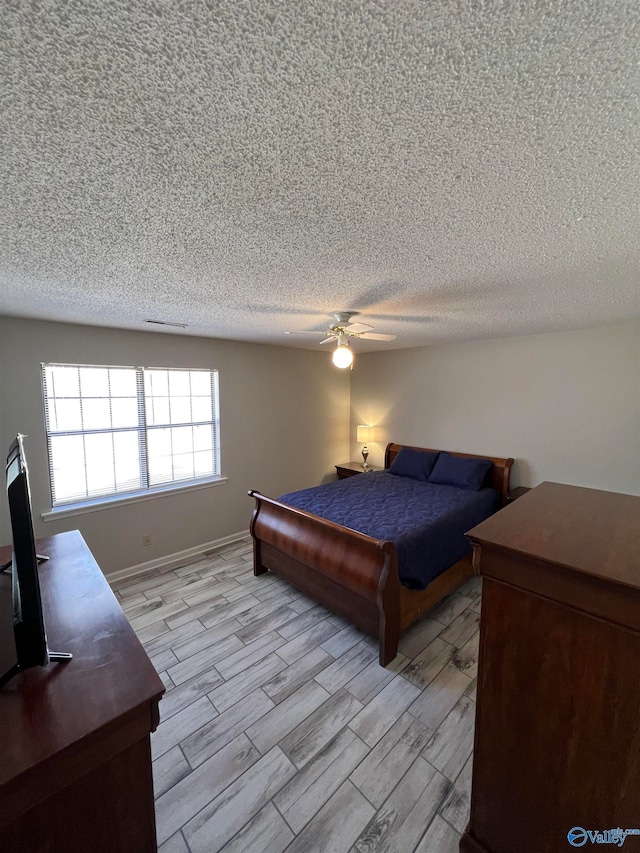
(285, 311, 396, 368)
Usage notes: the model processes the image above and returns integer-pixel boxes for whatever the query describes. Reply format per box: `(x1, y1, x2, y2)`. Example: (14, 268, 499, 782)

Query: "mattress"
(279, 470, 500, 589)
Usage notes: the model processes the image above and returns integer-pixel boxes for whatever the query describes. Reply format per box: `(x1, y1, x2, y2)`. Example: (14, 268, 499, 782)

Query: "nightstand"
(335, 462, 384, 480)
(505, 486, 531, 503)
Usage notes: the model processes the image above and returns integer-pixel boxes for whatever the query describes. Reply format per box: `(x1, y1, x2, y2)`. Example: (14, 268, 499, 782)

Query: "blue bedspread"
(279, 471, 500, 590)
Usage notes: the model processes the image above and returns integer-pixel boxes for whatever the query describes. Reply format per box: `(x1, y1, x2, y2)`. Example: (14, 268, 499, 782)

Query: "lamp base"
(361, 445, 369, 470)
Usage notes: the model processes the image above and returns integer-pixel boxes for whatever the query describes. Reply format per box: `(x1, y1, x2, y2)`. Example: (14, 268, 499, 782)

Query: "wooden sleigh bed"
(249, 443, 513, 666)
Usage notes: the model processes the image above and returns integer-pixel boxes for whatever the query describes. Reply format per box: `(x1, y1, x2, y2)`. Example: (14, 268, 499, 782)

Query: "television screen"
(5, 435, 50, 675)
(0, 435, 71, 683)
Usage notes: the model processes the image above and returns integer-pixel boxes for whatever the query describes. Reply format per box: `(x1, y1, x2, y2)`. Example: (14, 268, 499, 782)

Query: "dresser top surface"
(468, 481, 640, 591)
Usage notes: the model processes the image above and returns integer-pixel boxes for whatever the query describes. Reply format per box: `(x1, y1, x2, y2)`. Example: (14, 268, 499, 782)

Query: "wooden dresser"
(0, 531, 165, 853)
(463, 482, 640, 853)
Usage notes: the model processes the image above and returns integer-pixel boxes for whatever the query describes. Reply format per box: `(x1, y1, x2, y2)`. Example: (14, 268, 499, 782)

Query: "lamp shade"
(356, 424, 373, 443)
(332, 345, 353, 369)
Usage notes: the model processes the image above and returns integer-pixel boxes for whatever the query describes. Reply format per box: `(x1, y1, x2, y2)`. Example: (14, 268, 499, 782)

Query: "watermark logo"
(568, 828, 589, 847)
(567, 827, 640, 848)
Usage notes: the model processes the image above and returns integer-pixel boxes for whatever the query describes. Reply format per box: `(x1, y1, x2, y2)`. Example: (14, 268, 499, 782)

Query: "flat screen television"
(1, 434, 71, 686)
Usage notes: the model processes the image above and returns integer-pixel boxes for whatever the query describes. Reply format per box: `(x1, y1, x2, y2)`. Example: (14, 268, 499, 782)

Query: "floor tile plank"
(152, 745, 191, 798)
(152, 695, 218, 760)
(456, 575, 482, 601)
(397, 616, 443, 660)
(287, 593, 322, 614)
(150, 647, 179, 674)
(143, 618, 206, 658)
(129, 598, 190, 632)
(192, 594, 262, 630)
(168, 634, 244, 686)
(284, 781, 375, 853)
(136, 618, 172, 645)
(314, 639, 378, 694)
(428, 592, 474, 627)
(276, 605, 331, 640)
(451, 631, 480, 680)
(181, 687, 275, 769)
(414, 815, 461, 853)
(350, 713, 432, 808)
(345, 653, 409, 705)
(215, 632, 286, 680)
(422, 695, 476, 782)
(235, 604, 300, 645)
(158, 831, 190, 853)
(401, 636, 456, 690)
(155, 733, 260, 846)
(119, 591, 148, 611)
(217, 803, 294, 853)
(262, 647, 334, 704)
(280, 690, 364, 768)
(159, 667, 226, 721)
(348, 675, 421, 748)
(112, 567, 162, 595)
(246, 680, 331, 755)
(167, 594, 244, 630)
(208, 653, 288, 713)
(277, 621, 340, 665)
(149, 572, 228, 603)
(180, 578, 244, 608)
(193, 557, 249, 581)
(320, 624, 366, 659)
(438, 609, 481, 649)
(170, 617, 243, 662)
(182, 746, 296, 853)
(438, 753, 473, 833)
(407, 664, 472, 731)
(234, 594, 297, 627)
(353, 757, 450, 853)
(274, 728, 369, 834)
(465, 677, 477, 702)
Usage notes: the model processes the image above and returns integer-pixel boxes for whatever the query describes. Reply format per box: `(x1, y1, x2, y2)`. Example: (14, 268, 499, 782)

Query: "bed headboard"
(384, 443, 514, 500)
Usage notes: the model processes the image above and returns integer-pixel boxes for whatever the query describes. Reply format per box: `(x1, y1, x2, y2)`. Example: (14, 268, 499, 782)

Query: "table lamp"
(356, 424, 374, 470)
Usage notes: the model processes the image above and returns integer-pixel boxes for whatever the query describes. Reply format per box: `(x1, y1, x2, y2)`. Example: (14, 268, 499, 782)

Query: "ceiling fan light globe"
(332, 346, 353, 369)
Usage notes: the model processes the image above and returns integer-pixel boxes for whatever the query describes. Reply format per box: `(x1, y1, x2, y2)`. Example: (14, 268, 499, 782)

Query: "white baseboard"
(107, 529, 250, 584)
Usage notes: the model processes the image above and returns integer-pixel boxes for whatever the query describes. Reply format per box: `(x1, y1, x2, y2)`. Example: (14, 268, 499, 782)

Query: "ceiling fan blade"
(359, 333, 396, 341)
(345, 322, 373, 334)
(284, 330, 328, 336)
(319, 337, 334, 344)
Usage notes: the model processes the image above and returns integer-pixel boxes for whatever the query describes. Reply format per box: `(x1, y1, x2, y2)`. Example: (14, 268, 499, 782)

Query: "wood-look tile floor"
(112, 536, 481, 853)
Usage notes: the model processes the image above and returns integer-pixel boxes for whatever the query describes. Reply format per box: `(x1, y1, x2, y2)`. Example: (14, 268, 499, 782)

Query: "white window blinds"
(42, 364, 220, 507)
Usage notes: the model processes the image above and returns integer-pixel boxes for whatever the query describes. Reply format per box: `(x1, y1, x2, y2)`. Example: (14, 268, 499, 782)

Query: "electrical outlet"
(142, 534, 152, 547)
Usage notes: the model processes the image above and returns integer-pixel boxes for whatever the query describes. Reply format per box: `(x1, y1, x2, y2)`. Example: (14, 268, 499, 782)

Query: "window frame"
(41, 362, 223, 516)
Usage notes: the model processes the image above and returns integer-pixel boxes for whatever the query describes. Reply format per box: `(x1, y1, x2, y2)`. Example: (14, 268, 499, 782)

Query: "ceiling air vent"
(145, 320, 188, 329)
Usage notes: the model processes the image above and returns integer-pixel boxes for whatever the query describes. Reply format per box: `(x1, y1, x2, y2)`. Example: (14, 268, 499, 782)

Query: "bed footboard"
(249, 490, 400, 665)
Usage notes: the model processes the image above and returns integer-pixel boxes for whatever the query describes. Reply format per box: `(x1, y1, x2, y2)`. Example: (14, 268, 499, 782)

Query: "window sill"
(41, 476, 228, 522)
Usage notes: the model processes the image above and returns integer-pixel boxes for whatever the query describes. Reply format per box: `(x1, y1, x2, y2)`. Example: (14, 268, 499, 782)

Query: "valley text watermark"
(568, 827, 640, 847)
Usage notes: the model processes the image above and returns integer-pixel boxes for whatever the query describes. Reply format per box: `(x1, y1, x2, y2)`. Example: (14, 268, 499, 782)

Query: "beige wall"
(350, 321, 640, 495)
(0, 317, 350, 574)
(2, 316, 638, 577)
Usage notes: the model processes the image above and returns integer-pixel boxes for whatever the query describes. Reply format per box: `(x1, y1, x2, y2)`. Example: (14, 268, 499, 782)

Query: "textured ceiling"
(1, 0, 639, 352)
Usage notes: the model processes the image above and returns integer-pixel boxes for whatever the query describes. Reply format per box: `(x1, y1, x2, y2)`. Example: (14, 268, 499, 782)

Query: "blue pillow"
(428, 452, 493, 491)
(388, 448, 439, 481)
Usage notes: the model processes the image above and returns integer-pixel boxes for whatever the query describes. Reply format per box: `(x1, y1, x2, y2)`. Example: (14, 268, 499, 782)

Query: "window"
(42, 364, 221, 508)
